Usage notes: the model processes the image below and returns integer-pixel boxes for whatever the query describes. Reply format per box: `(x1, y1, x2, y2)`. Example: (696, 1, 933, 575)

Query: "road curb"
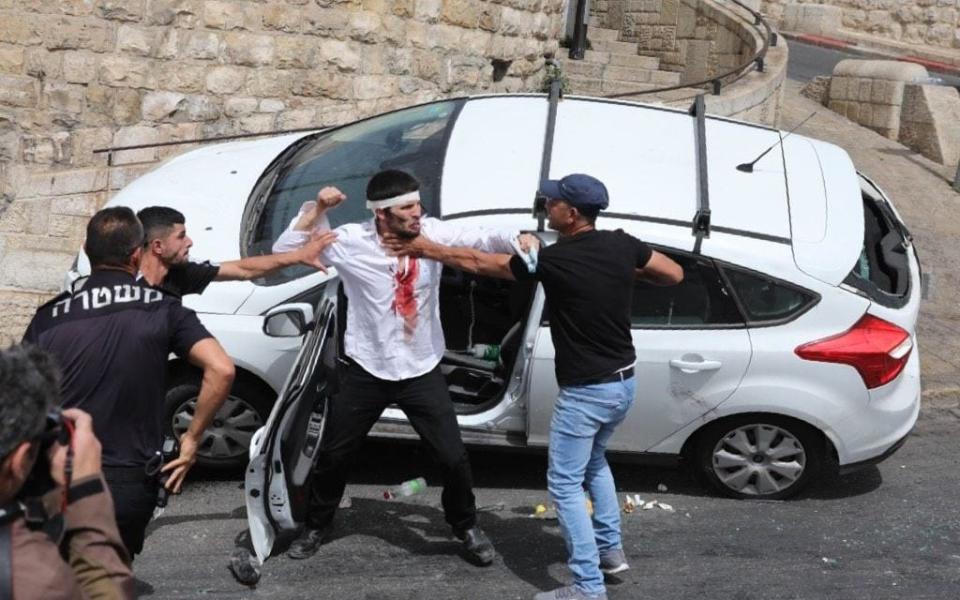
(780, 32, 960, 78)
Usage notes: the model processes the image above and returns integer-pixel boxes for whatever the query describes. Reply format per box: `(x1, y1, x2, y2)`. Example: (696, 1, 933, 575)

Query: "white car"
(67, 95, 920, 530)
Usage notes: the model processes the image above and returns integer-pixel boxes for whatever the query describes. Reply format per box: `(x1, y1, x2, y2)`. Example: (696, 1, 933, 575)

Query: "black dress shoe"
(286, 526, 330, 560)
(457, 526, 496, 565)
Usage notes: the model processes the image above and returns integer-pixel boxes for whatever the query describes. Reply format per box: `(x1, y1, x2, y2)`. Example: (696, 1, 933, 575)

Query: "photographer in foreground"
(0, 344, 133, 599)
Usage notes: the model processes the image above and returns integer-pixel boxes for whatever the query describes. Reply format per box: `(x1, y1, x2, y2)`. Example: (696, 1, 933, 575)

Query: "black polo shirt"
(510, 229, 652, 387)
(159, 260, 220, 297)
(22, 270, 212, 467)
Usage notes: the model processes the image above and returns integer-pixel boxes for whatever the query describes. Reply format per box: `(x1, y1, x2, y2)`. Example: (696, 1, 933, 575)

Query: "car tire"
(694, 415, 822, 500)
(164, 373, 274, 469)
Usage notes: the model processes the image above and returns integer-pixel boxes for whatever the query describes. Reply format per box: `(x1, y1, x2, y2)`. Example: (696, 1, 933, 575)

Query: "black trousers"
(104, 467, 158, 558)
(307, 361, 477, 534)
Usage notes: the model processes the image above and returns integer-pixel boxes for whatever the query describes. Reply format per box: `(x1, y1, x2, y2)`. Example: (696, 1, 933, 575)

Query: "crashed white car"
(68, 93, 920, 561)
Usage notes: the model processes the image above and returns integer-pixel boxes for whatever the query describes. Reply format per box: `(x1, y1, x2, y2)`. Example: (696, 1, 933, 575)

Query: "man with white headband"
(272, 169, 538, 565)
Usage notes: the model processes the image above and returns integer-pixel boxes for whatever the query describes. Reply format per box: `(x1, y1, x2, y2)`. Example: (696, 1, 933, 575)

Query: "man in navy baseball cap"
(539, 173, 610, 213)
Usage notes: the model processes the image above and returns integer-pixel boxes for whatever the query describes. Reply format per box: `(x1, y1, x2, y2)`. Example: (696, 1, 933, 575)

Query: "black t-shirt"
(23, 270, 212, 467)
(159, 261, 220, 297)
(510, 229, 652, 387)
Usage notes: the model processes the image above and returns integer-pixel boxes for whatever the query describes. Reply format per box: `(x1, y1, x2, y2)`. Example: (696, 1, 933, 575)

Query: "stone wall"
(760, 0, 960, 50)
(590, 0, 760, 85)
(825, 59, 960, 166)
(0, 0, 563, 345)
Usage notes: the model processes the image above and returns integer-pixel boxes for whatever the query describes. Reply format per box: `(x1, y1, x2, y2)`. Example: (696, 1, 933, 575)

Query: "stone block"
(479, 4, 501, 31)
(99, 57, 155, 89)
(275, 37, 317, 70)
(98, 0, 144, 21)
(348, 11, 382, 43)
(50, 194, 99, 218)
(303, 7, 351, 38)
(50, 167, 109, 195)
(206, 66, 247, 94)
(899, 84, 960, 165)
(24, 48, 62, 80)
(259, 99, 285, 113)
(155, 29, 179, 60)
(117, 25, 157, 57)
(871, 79, 905, 105)
(67, 127, 112, 166)
(0, 16, 44, 46)
(223, 32, 275, 67)
(239, 113, 275, 134)
(415, 0, 443, 22)
(204, 1, 249, 30)
(261, 3, 302, 33)
(110, 127, 158, 165)
(276, 108, 319, 130)
(145, 0, 201, 27)
(319, 39, 362, 72)
(43, 17, 113, 52)
(224, 97, 258, 117)
(0, 45, 24, 74)
(111, 88, 142, 125)
(184, 32, 220, 60)
(0, 75, 38, 108)
(293, 71, 352, 99)
(858, 79, 873, 102)
(0, 249, 75, 291)
(183, 95, 221, 121)
(354, 75, 397, 100)
(43, 82, 85, 114)
(62, 52, 98, 84)
(156, 63, 206, 93)
(245, 70, 294, 97)
(442, 0, 479, 28)
(141, 90, 186, 121)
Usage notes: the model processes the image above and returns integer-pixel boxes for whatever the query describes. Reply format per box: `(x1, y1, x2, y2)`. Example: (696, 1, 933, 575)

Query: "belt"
(580, 367, 634, 386)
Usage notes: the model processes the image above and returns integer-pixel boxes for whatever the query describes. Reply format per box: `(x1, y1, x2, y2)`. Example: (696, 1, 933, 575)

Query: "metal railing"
(568, 0, 776, 100)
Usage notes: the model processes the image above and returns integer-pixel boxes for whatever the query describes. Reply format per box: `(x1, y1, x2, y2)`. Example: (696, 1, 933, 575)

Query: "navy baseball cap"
(539, 174, 609, 211)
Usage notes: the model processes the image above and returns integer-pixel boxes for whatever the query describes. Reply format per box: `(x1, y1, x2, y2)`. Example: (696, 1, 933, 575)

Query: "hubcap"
(711, 424, 806, 496)
(172, 395, 264, 461)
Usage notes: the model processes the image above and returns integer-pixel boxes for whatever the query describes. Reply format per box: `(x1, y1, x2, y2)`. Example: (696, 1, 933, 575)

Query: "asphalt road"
(134, 402, 960, 599)
(785, 41, 856, 83)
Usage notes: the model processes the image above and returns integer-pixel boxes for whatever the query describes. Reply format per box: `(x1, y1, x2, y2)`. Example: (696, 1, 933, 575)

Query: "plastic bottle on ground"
(383, 477, 427, 500)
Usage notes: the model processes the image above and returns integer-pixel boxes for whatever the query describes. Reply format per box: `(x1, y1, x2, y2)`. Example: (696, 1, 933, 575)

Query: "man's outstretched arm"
(383, 233, 517, 281)
(215, 230, 336, 281)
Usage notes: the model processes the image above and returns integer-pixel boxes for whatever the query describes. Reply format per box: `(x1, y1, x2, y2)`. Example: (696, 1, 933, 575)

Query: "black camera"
(18, 408, 72, 500)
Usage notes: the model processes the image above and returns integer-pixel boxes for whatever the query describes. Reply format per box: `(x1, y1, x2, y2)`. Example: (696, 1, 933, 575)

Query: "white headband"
(366, 190, 420, 210)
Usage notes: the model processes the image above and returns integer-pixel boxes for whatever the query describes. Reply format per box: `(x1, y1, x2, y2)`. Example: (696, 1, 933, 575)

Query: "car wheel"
(165, 374, 273, 469)
(694, 415, 822, 500)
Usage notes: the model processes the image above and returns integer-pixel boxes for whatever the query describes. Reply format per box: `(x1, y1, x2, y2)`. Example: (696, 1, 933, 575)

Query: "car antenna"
(736, 112, 817, 173)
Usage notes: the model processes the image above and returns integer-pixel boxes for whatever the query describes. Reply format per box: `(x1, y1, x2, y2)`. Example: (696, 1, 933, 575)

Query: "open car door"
(245, 286, 338, 564)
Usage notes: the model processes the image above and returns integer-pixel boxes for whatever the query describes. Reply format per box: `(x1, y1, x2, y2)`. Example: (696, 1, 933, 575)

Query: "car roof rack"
(689, 94, 711, 254)
(534, 66, 563, 232)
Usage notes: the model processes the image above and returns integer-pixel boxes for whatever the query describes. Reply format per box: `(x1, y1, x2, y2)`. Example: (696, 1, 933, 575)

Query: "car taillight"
(795, 314, 913, 389)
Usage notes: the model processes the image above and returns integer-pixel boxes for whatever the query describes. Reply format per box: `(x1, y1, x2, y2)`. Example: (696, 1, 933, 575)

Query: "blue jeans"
(548, 377, 636, 596)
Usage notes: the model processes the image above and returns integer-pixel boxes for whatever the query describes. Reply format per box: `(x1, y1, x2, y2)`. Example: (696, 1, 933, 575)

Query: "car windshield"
(246, 99, 464, 285)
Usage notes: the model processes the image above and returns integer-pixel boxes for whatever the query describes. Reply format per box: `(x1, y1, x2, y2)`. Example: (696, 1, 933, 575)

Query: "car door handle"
(669, 359, 722, 372)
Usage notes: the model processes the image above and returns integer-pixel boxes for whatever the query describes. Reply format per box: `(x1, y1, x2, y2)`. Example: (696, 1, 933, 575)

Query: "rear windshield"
(845, 189, 911, 306)
(244, 100, 463, 285)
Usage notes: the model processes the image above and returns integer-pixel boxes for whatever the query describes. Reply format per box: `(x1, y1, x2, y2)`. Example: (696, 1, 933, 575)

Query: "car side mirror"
(262, 303, 315, 337)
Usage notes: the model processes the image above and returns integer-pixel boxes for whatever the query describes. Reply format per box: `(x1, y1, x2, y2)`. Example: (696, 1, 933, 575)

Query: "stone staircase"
(558, 27, 699, 103)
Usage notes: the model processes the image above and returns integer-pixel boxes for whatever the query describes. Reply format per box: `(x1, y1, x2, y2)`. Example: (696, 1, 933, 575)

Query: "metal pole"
(569, 0, 588, 60)
(953, 160, 960, 192)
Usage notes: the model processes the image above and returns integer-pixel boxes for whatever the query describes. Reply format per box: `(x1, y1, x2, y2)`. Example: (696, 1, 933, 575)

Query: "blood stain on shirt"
(392, 256, 419, 339)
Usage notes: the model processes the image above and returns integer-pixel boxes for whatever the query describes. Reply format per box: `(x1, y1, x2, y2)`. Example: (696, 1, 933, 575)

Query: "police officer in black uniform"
(22, 207, 236, 559)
